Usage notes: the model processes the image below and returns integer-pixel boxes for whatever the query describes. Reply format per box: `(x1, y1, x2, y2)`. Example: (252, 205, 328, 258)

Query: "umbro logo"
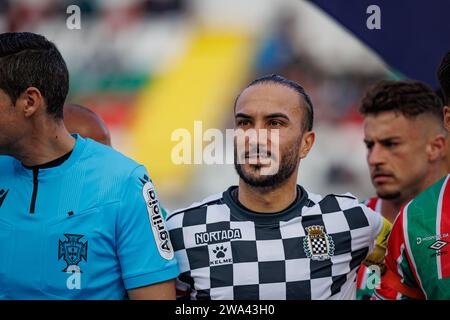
(428, 240, 449, 258)
(429, 240, 449, 251)
(0, 189, 9, 208)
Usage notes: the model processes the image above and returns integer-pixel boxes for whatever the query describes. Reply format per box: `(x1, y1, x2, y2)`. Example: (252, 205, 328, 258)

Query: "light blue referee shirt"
(0, 135, 178, 299)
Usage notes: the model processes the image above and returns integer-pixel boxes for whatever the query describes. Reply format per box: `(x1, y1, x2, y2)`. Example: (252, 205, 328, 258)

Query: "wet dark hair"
(360, 80, 443, 122)
(0, 32, 69, 119)
(235, 74, 314, 131)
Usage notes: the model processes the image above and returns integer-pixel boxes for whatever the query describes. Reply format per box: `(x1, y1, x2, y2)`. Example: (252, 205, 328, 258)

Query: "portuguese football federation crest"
(58, 234, 88, 272)
(303, 225, 335, 261)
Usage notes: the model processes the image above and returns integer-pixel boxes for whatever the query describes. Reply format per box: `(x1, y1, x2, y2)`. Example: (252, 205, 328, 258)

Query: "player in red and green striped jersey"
(374, 175, 450, 299)
(356, 79, 448, 299)
(374, 51, 450, 300)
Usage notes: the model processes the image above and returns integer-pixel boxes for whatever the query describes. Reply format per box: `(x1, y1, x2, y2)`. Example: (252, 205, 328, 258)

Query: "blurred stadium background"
(0, 0, 399, 211)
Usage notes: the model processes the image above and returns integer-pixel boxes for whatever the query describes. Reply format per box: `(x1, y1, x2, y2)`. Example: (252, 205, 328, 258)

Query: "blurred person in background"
(64, 103, 112, 146)
(5, 0, 57, 32)
(0, 32, 178, 299)
(356, 80, 448, 299)
(166, 74, 390, 300)
(373, 51, 450, 300)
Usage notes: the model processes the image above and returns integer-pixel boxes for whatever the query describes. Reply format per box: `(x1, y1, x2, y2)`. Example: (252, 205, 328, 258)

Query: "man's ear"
(299, 131, 315, 159)
(443, 106, 450, 133)
(17, 87, 44, 118)
(427, 133, 447, 162)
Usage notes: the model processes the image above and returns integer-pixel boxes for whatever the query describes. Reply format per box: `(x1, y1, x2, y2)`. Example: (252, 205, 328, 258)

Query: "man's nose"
(367, 144, 386, 167)
(252, 127, 270, 150)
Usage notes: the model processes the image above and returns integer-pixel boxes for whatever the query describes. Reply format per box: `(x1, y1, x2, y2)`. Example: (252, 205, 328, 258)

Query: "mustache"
(371, 167, 394, 177)
(242, 146, 274, 159)
(235, 145, 277, 165)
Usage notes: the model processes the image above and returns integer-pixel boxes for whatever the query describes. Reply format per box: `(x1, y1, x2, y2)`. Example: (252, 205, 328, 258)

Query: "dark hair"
(0, 32, 69, 119)
(235, 74, 314, 131)
(360, 80, 443, 122)
(437, 51, 450, 105)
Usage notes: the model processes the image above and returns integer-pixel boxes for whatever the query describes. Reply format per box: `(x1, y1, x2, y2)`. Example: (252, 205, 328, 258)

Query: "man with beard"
(166, 74, 391, 300)
(355, 80, 448, 299)
(373, 52, 450, 300)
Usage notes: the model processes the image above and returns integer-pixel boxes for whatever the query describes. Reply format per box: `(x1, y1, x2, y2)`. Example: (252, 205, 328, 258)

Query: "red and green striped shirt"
(375, 175, 450, 299)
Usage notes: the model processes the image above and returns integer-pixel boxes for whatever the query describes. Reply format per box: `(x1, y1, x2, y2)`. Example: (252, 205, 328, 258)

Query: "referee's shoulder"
(81, 138, 144, 177)
(0, 155, 14, 170)
(166, 193, 224, 224)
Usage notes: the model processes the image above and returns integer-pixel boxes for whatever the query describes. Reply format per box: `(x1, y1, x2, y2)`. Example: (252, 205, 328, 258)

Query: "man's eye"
(237, 120, 250, 126)
(384, 142, 397, 148)
(269, 120, 282, 127)
(364, 142, 373, 150)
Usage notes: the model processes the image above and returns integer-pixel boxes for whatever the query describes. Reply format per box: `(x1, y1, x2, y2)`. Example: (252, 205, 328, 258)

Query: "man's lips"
(244, 152, 272, 159)
(245, 154, 271, 159)
(372, 174, 394, 183)
(242, 154, 273, 166)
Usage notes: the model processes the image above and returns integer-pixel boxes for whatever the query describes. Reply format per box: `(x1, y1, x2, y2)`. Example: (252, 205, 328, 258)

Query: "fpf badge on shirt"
(141, 178, 174, 260)
(58, 234, 88, 272)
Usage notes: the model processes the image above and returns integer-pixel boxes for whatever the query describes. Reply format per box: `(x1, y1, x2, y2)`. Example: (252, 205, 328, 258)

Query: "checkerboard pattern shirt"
(166, 185, 383, 300)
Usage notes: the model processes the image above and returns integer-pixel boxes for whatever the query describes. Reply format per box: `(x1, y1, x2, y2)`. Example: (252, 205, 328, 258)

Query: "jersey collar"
(222, 185, 309, 224)
(14, 134, 87, 177)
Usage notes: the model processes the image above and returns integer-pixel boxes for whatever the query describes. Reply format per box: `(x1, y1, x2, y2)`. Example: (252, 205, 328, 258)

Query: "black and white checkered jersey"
(166, 185, 383, 300)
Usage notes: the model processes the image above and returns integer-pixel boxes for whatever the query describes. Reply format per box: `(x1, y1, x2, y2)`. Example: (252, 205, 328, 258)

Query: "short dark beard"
(376, 191, 402, 200)
(234, 143, 300, 190)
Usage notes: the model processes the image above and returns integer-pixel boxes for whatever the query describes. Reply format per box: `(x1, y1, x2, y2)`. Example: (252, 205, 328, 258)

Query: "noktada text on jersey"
(195, 229, 242, 245)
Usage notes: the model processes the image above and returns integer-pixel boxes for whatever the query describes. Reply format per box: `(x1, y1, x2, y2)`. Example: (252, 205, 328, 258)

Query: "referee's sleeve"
(116, 165, 179, 290)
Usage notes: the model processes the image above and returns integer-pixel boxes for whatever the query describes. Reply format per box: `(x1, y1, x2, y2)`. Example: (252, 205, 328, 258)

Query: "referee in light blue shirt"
(0, 32, 178, 299)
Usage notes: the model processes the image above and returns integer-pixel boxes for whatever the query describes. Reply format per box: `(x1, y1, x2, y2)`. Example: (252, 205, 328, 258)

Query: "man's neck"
(237, 177, 298, 213)
(12, 120, 76, 167)
(380, 200, 403, 223)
